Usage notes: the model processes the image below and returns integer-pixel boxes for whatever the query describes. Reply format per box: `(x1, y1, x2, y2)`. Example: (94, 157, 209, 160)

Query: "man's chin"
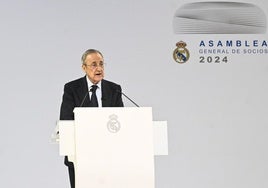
(94, 77, 103, 83)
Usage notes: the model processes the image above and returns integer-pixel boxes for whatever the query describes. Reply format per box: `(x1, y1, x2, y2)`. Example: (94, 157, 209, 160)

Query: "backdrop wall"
(0, 0, 267, 188)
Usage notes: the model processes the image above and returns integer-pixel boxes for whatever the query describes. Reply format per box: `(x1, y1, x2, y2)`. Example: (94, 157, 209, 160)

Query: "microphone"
(79, 91, 89, 107)
(116, 90, 140, 107)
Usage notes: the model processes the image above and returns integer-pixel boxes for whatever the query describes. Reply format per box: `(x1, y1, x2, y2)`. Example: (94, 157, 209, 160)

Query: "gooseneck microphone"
(79, 91, 90, 107)
(80, 89, 140, 107)
(117, 90, 140, 107)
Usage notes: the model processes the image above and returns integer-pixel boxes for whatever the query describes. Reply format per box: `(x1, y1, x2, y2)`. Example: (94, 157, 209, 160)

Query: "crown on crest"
(176, 41, 186, 48)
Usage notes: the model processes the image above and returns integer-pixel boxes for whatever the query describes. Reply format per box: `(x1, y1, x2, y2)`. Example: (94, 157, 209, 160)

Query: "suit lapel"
(101, 80, 112, 107)
(79, 76, 90, 107)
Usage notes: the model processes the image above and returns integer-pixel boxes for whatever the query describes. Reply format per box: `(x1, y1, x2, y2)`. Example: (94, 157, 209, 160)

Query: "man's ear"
(82, 64, 86, 72)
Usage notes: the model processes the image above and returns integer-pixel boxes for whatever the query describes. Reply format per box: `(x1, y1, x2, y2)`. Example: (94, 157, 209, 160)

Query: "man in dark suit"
(59, 49, 123, 188)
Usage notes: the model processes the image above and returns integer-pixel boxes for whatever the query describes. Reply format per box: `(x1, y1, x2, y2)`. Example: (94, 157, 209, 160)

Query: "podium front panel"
(74, 107, 155, 188)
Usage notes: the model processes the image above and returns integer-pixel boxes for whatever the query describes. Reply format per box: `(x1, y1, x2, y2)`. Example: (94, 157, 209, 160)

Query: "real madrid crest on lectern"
(107, 114, 121, 133)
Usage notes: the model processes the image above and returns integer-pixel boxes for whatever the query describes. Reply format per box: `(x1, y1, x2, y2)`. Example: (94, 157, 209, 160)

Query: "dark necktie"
(89, 85, 98, 107)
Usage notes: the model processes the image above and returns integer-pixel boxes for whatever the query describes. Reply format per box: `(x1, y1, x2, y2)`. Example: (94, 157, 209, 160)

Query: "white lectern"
(58, 107, 168, 188)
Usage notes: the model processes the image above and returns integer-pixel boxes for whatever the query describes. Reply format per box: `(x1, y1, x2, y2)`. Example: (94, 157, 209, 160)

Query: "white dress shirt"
(86, 76, 102, 107)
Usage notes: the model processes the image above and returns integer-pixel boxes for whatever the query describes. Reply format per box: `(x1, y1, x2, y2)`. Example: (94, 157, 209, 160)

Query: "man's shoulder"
(64, 76, 85, 88)
(102, 79, 121, 87)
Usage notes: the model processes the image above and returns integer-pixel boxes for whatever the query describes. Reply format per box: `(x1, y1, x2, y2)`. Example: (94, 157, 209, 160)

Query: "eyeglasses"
(84, 62, 106, 69)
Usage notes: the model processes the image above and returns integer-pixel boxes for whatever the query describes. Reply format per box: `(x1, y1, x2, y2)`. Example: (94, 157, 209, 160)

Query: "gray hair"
(81, 49, 103, 64)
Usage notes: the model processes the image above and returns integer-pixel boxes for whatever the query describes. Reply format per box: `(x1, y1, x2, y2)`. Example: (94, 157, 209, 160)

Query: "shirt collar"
(86, 76, 102, 90)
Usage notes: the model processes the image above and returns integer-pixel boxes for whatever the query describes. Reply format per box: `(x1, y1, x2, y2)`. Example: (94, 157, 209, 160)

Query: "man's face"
(82, 52, 105, 84)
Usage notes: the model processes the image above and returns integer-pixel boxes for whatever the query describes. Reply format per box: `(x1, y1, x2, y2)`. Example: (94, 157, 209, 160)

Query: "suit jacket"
(59, 76, 124, 166)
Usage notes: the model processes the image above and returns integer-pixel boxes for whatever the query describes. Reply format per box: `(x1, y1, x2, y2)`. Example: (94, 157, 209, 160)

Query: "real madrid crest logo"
(107, 114, 121, 133)
(173, 41, 190, 64)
